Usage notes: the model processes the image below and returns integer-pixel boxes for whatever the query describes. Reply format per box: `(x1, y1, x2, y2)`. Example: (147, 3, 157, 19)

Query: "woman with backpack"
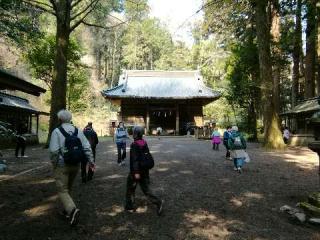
(125, 126, 164, 216)
(228, 126, 247, 173)
(114, 122, 129, 166)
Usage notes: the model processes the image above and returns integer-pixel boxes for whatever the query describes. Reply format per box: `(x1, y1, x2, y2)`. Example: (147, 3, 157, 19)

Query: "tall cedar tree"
(253, 0, 285, 148)
(305, 0, 317, 98)
(292, 0, 302, 106)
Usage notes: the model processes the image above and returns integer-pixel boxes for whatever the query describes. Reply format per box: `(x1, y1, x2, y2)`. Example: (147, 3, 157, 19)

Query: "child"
(211, 128, 221, 150)
(125, 126, 164, 215)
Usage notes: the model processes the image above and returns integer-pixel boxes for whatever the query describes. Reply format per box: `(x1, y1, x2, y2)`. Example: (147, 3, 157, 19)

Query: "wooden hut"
(102, 70, 220, 135)
(281, 97, 320, 145)
(0, 69, 47, 145)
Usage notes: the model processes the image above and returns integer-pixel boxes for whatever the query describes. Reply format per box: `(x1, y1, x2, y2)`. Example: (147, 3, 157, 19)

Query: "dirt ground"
(1, 137, 320, 240)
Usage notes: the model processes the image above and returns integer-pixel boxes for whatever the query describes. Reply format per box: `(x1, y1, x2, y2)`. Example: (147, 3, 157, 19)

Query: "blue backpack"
(59, 127, 86, 165)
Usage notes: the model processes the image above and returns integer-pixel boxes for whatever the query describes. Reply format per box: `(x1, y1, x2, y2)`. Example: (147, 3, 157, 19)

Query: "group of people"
(211, 126, 248, 173)
(49, 111, 163, 226)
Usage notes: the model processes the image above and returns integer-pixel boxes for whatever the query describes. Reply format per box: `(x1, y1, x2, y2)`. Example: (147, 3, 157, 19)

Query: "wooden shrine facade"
(102, 70, 220, 135)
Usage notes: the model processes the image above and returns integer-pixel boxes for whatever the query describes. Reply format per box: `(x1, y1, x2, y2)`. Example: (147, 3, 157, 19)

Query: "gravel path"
(0, 137, 319, 240)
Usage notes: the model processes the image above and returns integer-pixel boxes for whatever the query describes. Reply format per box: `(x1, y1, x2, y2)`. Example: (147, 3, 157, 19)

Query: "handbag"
(244, 151, 250, 163)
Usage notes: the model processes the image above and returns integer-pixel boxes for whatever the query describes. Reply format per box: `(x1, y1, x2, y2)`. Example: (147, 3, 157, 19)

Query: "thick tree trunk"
(270, 0, 281, 114)
(48, 0, 71, 140)
(305, 0, 317, 98)
(317, 2, 320, 95)
(247, 100, 258, 141)
(254, 0, 285, 149)
(292, 0, 302, 106)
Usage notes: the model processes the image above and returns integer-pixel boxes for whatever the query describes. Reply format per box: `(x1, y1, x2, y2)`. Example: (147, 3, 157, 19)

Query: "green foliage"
(26, 34, 90, 112)
(122, 18, 174, 70)
(0, 0, 42, 46)
(225, 42, 259, 107)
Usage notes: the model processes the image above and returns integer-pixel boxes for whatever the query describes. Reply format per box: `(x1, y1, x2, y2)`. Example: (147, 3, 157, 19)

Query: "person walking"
(228, 126, 247, 173)
(125, 126, 164, 215)
(15, 122, 28, 158)
(283, 127, 290, 144)
(211, 127, 221, 150)
(82, 122, 99, 182)
(49, 110, 95, 226)
(223, 126, 232, 160)
(114, 122, 129, 166)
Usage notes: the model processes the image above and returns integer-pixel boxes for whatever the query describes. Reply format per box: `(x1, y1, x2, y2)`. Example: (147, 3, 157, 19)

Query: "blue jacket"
(223, 131, 231, 145)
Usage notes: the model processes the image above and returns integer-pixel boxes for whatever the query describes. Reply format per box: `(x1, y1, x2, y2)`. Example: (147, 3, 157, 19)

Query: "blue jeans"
(116, 142, 126, 163)
(234, 158, 245, 168)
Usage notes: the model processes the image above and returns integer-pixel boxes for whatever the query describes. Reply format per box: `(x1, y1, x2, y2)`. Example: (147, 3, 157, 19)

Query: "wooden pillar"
(36, 114, 39, 135)
(28, 114, 32, 133)
(146, 104, 150, 135)
(176, 103, 179, 135)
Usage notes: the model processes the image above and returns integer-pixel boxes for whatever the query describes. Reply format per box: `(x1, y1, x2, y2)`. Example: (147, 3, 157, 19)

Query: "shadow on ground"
(0, 138, 320, 240)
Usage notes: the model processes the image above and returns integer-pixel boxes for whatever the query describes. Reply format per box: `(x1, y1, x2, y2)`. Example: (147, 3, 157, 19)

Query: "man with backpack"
(223, 126, 232, 160)
(125, 126, 163, 216)
(82, 122, 99, 182)
(49, 110, 94, 226)
(228, 126, 247, 173)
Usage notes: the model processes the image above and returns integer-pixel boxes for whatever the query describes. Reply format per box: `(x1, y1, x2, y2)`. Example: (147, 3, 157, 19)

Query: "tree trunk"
(247, 100, 258, 141)
(305, 0, 317, 98)
(292, 0, 302, 106)
(270, 0, 281, 114)
(48, 0, 71, 140)
(253, 0, 285, 149)
(111, 31, 118, 87)
(317, 2, 320, 95)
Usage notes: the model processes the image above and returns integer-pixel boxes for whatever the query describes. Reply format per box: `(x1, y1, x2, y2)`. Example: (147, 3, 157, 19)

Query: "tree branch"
(77, 19, 128, 30)
(22, 0, 56, 15)
(27, 0, 54, 9)
(49, 0, 57, 12)
(70, 0, 99, 32)
(71, 0, 85, 9)
(70, 0, 99, 21)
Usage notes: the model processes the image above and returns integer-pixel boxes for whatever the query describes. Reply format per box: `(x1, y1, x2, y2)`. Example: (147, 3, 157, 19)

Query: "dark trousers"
(117, 142, 126, 163)
(15, 138, 26, 157)
(212, 143, 220, 150)
(224, 143, 230, 158)
(81, 146, 96, 182)
(125, 172, 161, 209)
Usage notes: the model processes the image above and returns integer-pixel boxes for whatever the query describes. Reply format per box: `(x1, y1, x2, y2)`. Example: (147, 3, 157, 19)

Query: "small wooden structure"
(0, 69, 46, 145)
(102, 70, 220, 135)
(281, 97, 320, 145)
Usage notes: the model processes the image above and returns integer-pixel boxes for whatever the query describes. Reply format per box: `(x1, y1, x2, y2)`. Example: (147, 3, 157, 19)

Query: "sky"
(148, 0, 203, 46)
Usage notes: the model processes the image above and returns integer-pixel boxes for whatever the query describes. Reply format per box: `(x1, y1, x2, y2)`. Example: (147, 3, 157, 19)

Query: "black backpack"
(59, 127, 86, 165)
(134, 144, 154, 170)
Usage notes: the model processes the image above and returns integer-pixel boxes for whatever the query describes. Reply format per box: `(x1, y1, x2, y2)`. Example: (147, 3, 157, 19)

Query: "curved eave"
(101, 91, 221, 104)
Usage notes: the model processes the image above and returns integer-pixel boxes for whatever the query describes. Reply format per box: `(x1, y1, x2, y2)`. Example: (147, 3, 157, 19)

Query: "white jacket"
(49, 123, 94, 165)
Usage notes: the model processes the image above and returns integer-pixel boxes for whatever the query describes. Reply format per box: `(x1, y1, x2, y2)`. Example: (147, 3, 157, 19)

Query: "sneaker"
(233, 167, 238, 171)
(118, 162, 122, 166)
(237, 167, 242, 174)
(21, 155, 28, 158)
(69, 208, 80, 226)
(125, 205, 136, 213)
(157, 200, 164, 216)
(59, 209, 68, 218)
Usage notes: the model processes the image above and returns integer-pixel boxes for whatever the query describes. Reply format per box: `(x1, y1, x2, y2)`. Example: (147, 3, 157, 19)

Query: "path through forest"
(0, 137, 319, 240)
